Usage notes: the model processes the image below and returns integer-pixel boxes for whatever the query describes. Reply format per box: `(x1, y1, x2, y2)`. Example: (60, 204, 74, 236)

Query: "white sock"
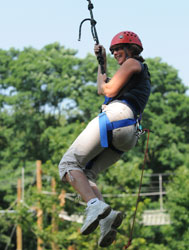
(87, 198, 99, 207)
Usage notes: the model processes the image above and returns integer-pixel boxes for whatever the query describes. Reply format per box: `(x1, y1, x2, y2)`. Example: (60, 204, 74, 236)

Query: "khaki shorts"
(58, 101, 138, 183)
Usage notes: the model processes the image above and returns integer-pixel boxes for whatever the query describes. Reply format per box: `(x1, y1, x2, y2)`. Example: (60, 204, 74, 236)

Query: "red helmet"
(110, 31, 143, 51)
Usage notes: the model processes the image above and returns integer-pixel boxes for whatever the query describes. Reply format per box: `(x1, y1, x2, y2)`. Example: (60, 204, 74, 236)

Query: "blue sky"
(0, 0, 188, 88)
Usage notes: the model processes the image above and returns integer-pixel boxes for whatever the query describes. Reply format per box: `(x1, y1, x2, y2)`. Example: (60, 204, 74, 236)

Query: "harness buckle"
(135, 120, 145, 138)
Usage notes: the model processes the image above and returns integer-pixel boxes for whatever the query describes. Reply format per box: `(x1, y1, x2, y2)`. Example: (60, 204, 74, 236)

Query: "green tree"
(142, 57, 188, 173)
(0, 44, 189, 249)
(162, 165, 189, 250)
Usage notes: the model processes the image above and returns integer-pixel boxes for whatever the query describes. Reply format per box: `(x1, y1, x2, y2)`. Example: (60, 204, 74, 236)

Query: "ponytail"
(125, 44, 145, 62)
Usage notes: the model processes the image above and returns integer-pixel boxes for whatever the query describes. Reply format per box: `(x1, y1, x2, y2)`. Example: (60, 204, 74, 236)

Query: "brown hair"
(125, 44, 145, 62)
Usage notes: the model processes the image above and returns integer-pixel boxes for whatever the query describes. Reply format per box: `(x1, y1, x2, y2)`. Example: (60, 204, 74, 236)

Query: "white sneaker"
(98, 210, 123, 247)
(80, 201, 111, 235)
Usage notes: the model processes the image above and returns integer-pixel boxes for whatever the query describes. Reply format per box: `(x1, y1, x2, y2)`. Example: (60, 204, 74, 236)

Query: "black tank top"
(109, 62, 151, 116)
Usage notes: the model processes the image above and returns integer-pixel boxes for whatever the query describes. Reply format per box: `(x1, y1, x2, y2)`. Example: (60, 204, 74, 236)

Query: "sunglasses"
(110, 46, 124, 54)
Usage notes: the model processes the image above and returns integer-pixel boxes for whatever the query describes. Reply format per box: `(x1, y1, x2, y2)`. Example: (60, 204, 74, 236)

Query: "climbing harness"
(78, 0, 105, 74)
(98, 97, 144, 149)
(98, 112, 138, 148)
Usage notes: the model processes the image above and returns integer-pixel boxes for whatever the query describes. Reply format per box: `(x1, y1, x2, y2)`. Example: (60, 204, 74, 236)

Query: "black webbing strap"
(78, 0, 105, 74)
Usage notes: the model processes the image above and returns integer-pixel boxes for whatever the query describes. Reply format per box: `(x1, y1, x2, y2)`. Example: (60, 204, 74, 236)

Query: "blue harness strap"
(98, 113, 110, 148)
(104, 96, 113, 104)
(98, 112, 137, 148)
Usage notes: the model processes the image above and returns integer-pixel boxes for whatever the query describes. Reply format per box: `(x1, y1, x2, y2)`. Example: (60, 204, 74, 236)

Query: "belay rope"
(124, 128, 150, 249)
(78, 0, 105, 74)
(78, 1, 151, 248)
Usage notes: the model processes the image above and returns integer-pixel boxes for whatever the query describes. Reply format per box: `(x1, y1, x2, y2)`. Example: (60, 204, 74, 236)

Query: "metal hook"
(78, 18, 91, 41)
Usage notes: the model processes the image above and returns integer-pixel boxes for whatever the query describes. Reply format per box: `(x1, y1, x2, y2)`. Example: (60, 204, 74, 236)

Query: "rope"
(4, 225, 16, 250)
(78, 0, 105, 74)
(124, 129, 150, 249)
(0, 200, 17, 219)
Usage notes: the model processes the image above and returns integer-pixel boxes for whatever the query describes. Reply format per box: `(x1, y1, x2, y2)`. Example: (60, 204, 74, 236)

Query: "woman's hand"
(99, 73, 107, 83)
(95, 44, 108, 95)
(94, 44, 106, 59)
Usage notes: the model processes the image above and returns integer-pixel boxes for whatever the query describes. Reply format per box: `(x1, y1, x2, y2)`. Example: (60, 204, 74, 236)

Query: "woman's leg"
(91, 184, 104, 201)
(65, 170, 97, 203)
(84, 147, 121, 183)
(58, 116, 103, 184)
(83, 148, 124, 247)
(65, 169, 111, 236)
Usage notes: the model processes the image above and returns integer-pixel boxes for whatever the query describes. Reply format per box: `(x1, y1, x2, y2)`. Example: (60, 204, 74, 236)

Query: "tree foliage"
(0, 44, 188, 249)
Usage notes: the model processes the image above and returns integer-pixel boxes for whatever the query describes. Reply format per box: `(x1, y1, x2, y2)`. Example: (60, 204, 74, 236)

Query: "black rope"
(78, 0, 105, 74)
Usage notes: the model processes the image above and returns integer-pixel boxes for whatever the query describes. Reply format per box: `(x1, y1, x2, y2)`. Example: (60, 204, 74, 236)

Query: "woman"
(58, 31, 151, 247)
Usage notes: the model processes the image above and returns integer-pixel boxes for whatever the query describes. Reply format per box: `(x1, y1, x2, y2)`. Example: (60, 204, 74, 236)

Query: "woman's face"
(111, 45, 127, 65)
